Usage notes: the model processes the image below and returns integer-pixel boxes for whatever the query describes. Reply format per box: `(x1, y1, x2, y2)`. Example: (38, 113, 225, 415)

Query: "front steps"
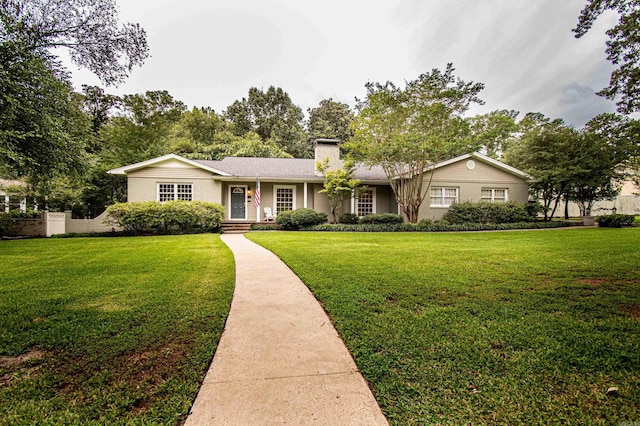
(222, 221, 280, 234)
(222, 222, 252, 234)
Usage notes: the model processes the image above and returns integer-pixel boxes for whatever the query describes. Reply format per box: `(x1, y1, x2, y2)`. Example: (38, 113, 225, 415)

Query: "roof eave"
(414, 152, 530, 180)
(107, 154, 232, 176)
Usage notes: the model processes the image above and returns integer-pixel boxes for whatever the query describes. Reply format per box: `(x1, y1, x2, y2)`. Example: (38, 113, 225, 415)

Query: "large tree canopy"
(504, 116, 579, 220)
(307, 98, 354, 143)
(573, 0, 640, 114)
(0, 0, 148, 188)
(1, 0, 149, 85)
(102, 90, 186, 165)
(504, 112, 632, 219)
(0, 41, 88, 182)
(468, 109, 519, 159)
(224, 86, 310, 158)
(349, 64, 484, 223)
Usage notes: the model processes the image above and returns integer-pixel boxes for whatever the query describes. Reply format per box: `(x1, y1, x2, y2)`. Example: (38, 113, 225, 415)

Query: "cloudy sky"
(69, 0, 621, 128)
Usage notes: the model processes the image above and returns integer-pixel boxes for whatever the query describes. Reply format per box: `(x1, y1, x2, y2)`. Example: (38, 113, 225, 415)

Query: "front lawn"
(248, 228, 640, 425)
(0, 235, 235, 424)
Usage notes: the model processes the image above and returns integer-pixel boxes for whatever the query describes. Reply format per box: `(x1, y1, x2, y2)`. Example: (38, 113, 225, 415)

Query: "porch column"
(351, 191, 356, 214)
(303, 182, 308, 208)
(255, 178, 261, 223)
(4, 195, 8, 213)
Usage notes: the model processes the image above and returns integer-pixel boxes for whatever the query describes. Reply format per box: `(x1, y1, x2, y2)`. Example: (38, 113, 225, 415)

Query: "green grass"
(247, 228, 640, 425)
(0, 235, 235, 425)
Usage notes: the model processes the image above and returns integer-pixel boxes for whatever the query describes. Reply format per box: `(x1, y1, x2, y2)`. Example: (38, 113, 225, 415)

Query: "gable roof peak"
(107, 153, 231, 176)
(423, 152, 531, 179)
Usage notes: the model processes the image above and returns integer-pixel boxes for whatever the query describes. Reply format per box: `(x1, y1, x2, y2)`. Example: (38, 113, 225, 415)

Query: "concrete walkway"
(185, 234, 388, 426)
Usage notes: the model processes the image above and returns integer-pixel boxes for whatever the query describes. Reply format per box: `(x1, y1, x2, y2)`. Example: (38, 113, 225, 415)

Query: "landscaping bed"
(304, 220, 579, 232)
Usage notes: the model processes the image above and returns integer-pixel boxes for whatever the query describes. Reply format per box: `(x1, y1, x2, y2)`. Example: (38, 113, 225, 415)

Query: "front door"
(230, 186, 246, 219)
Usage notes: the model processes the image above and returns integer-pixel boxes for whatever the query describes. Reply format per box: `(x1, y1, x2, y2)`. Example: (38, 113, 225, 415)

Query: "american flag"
(254, 179, 261, 208)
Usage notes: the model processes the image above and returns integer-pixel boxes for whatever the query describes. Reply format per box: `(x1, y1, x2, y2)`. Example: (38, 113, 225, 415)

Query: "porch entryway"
(230, 186, 247, 220)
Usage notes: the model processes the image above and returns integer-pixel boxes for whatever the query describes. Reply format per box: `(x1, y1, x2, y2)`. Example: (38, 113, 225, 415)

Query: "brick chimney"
(314, 138, 341, 176)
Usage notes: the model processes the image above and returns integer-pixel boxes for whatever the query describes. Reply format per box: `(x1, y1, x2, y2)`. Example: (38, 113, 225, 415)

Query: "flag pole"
(254, 178, 261, 223)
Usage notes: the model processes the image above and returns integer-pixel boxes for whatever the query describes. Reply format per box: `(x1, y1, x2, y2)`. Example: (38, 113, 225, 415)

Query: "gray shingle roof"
(194, 157, 388, 181)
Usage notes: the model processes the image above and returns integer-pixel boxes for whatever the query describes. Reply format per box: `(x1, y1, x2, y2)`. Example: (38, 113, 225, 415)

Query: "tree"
(468, 110, 519, 158)
(1, 0, 148, 190)
(0, 41, 89, 183)
(1, 0, 149, 85)
(583, 112, 639, 167)
(224, 86, 310, 157)
(574, 112, 639, 210)
(169, 107, 226, 145)
(504, 116, 579, 220)
(348, 64, 484, 223)
(219, 131, 292, 159)
(504, 112, 632, 219)
(81, 85, 120, 137)
(566, 133, 623, 216)
(316, 158, 360, 223)
(101, 91, 186, 165)
(165, 107, 227, 158)
(573, 0, 640, 114)
(307, 99, 354, 142)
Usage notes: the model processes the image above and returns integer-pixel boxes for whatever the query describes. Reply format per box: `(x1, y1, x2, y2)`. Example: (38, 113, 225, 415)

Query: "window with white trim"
(274, 185, 296, 214)
(430, 187, 458, 207)
(357, 188, 376, 216)
(481, 188, 508, 203)
(158, 183, 193, 202)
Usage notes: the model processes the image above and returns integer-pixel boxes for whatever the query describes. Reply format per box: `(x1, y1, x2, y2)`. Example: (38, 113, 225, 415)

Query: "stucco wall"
(375, 185, 398, 215)
(418, 159, 530, 221)
(66, 210, 120, 234)
(127, 167, 222, 203)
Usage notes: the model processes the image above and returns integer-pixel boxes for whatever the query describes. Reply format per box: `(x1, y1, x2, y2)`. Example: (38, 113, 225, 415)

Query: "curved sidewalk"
(185, 234, 388, 425)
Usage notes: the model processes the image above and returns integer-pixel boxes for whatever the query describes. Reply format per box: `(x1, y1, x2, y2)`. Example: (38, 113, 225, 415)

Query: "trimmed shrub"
(0, 213, 13, 237)
(596, 214, 635, 228)
(291, 208, 326, 228)
(304, 221, 577, 232)
(275, 210, 295, 230)
(276, 208, 327, 230)
(359, 213, 404, 224)
(443, 201, 536, 224)
(339, 213, 360, 224)
(104, 201, 224, 234)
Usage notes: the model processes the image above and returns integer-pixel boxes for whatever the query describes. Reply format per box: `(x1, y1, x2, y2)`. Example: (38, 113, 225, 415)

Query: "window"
(274, 185, 295, 214)
(430, 187, 458, 207)
(158, 183, 192, 202)
(357, 189, 375, 216)
(481, 188, 508, 203)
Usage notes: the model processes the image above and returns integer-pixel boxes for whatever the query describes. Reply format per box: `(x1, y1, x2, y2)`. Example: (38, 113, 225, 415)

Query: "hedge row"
(596, 214, 635, 227)
(303, 221, 579, 232)
(104, 201, 224, 234)
(443, 201, 542, 224)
